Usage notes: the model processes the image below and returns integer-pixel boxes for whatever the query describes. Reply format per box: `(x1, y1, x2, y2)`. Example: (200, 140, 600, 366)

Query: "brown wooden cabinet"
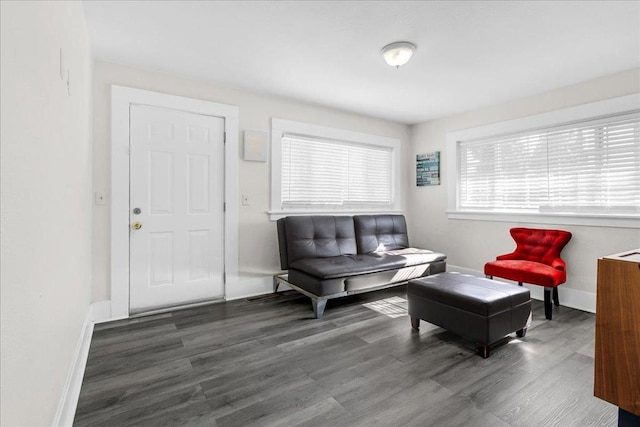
(594, 249, 640, 416)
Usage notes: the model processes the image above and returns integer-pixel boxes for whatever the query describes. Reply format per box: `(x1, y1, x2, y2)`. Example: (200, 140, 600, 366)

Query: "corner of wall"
(91, 300, 113, 324)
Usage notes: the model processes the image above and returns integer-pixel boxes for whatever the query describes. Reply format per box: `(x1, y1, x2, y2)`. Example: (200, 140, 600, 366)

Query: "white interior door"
(129, 105, 225, 313)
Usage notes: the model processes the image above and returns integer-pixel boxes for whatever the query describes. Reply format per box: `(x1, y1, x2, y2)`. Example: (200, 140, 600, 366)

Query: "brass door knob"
(132, 222, 142, 230)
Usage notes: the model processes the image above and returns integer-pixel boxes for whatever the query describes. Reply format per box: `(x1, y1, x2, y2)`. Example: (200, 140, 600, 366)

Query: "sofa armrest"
(551, 258, 566, 271)
(496, 252, 519, 261)
(276, 218, 289, 270)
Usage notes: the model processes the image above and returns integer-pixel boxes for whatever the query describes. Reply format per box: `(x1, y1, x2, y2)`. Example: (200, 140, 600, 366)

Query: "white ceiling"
(82, 1, 640, 124)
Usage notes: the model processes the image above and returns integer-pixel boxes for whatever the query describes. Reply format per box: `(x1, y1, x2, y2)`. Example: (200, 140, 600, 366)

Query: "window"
(459, 113, 640, 213)
(447, 95, 640, 228)
(270, 119, 401, 219)
(281, 135, 392, 208)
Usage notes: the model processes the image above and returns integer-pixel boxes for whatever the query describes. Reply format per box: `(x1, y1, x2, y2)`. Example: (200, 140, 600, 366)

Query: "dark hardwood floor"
(74, 286, 617, 426)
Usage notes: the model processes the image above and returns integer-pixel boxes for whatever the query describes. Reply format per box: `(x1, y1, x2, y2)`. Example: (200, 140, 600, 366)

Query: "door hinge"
(223, 272, 226, 283)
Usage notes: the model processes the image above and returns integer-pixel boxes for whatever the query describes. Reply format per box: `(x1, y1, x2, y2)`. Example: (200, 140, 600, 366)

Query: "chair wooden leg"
(544, 288, 552, 320)
(552, 287, 560, 307)
(411, 316, 420, 330)
(477, 343, 490, 359)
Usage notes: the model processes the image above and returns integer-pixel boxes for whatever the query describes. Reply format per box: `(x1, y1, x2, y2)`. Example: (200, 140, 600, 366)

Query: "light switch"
(242, 194, 249, 206)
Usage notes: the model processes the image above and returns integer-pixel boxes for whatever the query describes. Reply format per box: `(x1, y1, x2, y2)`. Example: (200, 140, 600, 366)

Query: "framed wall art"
(416, 151, 440, 186)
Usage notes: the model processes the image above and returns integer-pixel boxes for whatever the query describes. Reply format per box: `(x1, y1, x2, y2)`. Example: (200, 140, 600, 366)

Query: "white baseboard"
(527, 284, 596, 313)
(91, 300, 112, 324)
(52, 305, 94, 427)
(91, 274, 281, 325)
(447, 264, 596, 313)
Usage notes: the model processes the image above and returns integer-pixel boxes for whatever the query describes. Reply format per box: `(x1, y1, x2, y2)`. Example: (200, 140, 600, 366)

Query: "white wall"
(0, 2, 93, 426)
(91, 61, 410, 302)
(408, 68, 640, 311)
(91, 56, 638, 312)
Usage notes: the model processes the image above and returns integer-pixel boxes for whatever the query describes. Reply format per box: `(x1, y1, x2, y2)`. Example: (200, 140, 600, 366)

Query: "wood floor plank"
(213, 380, 336, 427)
(75, 288, 618, 426)
(78, 357, 193, 399)
(200, 367, 313, 414)
(332, 377, 453, 426)
(490, 353, 604, 425)
(76, 383, 207, 426)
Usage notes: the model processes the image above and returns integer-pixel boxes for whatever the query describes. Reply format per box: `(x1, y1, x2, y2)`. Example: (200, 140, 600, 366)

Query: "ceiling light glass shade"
(381, 42, 416, 67)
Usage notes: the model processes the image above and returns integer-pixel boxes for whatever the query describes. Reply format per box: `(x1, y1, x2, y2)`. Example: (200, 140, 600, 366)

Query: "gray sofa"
(275, 214, 446, 318)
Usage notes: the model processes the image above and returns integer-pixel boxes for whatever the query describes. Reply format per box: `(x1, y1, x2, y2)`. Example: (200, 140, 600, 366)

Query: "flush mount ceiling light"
(381, 41, 416, 68)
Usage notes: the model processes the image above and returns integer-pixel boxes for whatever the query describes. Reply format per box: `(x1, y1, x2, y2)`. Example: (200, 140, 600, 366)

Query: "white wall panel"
(149, 151, 174, 215)
(148, 120, 174, 143)
(188, 126, 210, 145)
(187, 154, 209, 214)
(149, 232, 174, 285)
(188, 230, 210, 280)
(0, 2, 93, 425)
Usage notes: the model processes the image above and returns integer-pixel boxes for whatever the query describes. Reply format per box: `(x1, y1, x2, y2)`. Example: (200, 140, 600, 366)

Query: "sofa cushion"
(484, 259, 566, 287)
(290, 248, 446, 280)
(287, 269, 347, 297)
(354, 214, 409, 253)
(290, 254, 396, 279)
(382, 248, 447, 266)
(345, 261, 446, 292)
(283, 216, 357, 264)
(408, 273, 531, 317)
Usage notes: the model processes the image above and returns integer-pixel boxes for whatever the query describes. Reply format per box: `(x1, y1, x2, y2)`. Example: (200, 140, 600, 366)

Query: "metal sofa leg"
(552, 287, 560, 307)
(544, 288, 553, 320)
(312, 298, 328, 319)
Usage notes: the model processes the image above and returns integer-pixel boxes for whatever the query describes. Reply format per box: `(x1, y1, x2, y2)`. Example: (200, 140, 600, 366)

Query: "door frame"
(110, 85, 239, 319)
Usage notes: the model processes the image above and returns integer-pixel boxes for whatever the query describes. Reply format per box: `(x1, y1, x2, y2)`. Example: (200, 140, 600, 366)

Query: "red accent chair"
(484, 227, 572, 320)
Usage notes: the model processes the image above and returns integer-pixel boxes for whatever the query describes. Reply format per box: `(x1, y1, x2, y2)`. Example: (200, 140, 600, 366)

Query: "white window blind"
(281, 135, 392, 208)
(458, 112, 640, 214)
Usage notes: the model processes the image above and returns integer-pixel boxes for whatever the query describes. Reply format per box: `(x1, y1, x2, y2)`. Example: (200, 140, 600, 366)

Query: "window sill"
(268, 209, 403, 221)
(446, 210, 639, 229)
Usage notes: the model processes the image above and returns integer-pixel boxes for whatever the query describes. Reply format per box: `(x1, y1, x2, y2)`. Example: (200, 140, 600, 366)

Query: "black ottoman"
(408, 272, 531, 358)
